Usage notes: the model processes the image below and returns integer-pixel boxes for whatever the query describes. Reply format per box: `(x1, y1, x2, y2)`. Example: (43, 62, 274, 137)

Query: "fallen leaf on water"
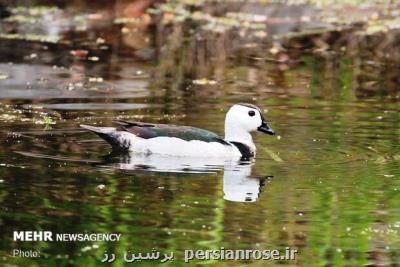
(88, 56, 100, 61)
(192, 78, 217, 85)
(259, 147, 283, 163)
(70, 49, 88, 58)
(89, 77, 104, 82)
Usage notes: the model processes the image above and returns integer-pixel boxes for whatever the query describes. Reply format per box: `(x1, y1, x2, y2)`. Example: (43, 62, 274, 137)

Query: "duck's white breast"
(119, 132, 241, 158)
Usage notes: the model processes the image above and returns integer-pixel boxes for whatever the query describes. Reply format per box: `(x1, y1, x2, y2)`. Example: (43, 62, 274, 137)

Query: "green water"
(0, 2, 400, 267)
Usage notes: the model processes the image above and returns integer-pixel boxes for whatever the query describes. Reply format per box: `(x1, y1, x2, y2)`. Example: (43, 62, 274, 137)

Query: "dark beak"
(258, 121, 275, 135)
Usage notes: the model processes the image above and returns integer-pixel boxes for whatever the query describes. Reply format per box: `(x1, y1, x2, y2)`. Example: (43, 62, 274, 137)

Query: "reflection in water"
(223, 163, 270, 203)
(103, 153, 270, 203)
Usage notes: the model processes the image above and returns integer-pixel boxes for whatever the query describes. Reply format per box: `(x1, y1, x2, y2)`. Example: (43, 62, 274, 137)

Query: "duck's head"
(224, 103, 275, 147)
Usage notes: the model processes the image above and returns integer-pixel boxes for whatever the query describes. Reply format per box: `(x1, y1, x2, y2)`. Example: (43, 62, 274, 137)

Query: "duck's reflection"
(103, 153, 272, 203)
(223, 163, 271, 202)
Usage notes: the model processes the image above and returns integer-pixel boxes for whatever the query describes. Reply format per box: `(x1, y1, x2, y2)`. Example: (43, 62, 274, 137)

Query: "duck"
(80, 103, 275, 159)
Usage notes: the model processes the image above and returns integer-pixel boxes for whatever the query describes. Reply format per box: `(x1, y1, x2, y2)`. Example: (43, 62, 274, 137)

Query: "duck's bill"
(258, 122, 275, 135)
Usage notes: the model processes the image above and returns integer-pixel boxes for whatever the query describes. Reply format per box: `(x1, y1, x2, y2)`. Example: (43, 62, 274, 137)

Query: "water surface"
(0, 2, 399, 267)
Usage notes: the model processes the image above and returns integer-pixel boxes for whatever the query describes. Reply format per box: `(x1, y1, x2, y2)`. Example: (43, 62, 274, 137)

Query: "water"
(0, 2, 400, 267)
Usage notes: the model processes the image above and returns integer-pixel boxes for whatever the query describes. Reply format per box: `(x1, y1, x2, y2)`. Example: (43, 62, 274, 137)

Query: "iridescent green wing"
(115, 120, 229, 145)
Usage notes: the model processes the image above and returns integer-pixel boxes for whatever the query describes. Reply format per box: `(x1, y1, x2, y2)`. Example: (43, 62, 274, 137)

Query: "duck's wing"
(115, 120, 230, 145)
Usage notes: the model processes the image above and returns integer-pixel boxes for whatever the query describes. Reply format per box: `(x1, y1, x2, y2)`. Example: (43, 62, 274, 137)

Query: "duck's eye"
(248, 110, 256, 117)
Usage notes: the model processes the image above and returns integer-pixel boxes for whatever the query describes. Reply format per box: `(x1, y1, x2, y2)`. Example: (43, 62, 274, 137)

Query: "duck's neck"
(224, 127, 256, 153)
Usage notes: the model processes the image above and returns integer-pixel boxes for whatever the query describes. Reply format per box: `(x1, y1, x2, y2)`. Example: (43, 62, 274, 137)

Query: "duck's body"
(81, 122, 242, 158)
(81, 103, 275, 159)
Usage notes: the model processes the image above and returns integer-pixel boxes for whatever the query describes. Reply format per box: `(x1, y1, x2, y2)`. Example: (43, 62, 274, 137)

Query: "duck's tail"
(80, 124, 128, 151)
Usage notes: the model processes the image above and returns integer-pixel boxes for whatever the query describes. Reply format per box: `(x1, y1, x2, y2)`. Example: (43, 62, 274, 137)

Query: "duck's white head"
(224, 103, 275, 152)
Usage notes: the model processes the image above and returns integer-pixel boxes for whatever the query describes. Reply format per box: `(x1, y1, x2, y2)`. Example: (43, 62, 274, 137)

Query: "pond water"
(0, 3, 400, 267)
